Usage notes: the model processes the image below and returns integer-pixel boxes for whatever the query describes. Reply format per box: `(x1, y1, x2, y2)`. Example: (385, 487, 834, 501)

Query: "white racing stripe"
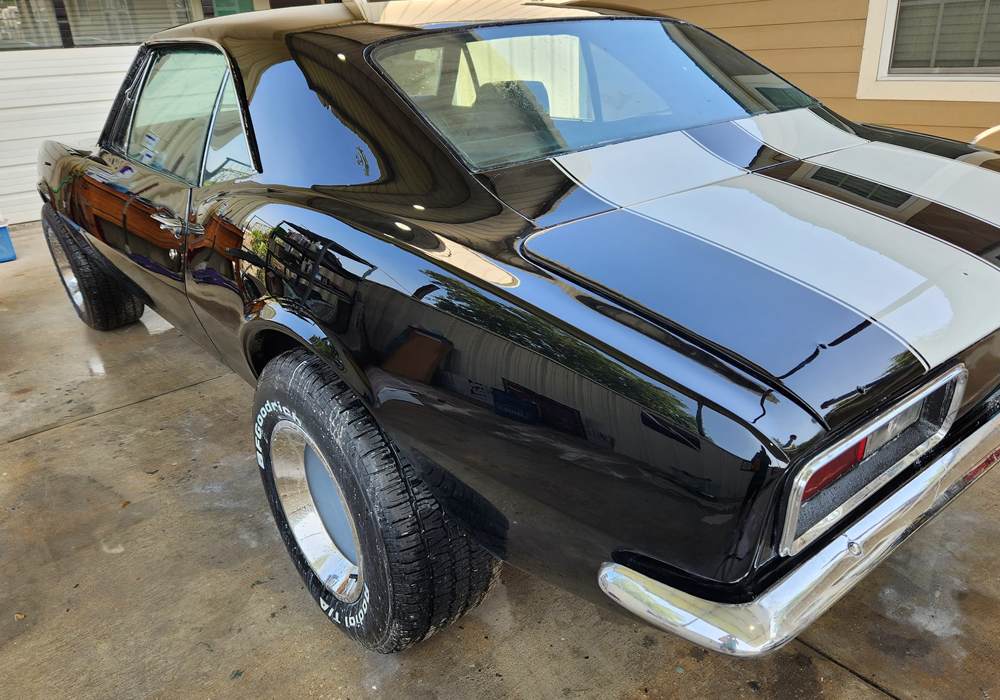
(553, 130, 742, 207)
(554, 109, 864, 208)
(734, 109, 868, 160)
(812, 142, 1000, 226)
(633, 174, 1000, 368)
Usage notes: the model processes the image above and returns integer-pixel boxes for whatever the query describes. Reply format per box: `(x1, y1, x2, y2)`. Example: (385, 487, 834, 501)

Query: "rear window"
(372, 19, 815, 169)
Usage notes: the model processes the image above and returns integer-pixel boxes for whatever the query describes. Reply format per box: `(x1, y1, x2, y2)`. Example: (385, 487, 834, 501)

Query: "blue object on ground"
(0, 222, 15, 263)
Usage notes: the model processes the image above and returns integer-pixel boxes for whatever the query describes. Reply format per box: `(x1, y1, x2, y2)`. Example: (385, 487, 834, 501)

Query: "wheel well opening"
(247, 329, 307, 378)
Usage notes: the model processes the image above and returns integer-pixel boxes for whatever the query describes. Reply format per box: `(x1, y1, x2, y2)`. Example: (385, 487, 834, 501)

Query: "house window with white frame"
(889, 0, 1000, 74)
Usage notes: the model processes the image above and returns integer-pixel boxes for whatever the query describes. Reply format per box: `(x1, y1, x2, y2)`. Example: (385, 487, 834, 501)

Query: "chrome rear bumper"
(598, 410, 1000, 657)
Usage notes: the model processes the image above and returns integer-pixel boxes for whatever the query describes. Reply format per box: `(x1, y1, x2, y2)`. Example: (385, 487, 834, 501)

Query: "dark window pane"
(937, 1, 987, 66)
(211, 0, 251, 16)
(981, 6, 1000, 65)
(268, 0, 317, 8)
(128, 49, 227, 182)
(0, 0, 62, 49)
(891, 2, 941, 68)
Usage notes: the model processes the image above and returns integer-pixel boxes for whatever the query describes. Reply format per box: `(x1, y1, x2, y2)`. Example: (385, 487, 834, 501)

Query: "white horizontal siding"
(0, 45, 138, 224)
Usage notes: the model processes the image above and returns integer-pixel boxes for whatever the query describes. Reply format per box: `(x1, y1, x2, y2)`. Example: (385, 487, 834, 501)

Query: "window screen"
(64, 0, 194, 46)
(890, 0, 1000, 72)
(0, 0, 62, 49)
(128, 49, 228, 183)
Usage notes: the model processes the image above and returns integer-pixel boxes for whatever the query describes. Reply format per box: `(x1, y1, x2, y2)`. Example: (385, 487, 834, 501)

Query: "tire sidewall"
(41, 211, 89, 322)
(253, 375, 392, 649)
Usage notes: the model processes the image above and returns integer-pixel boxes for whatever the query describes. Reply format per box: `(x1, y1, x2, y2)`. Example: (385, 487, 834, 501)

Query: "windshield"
(371, 19, 816, 169)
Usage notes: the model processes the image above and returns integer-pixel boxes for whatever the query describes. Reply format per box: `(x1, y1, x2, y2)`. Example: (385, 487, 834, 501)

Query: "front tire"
(41, 203, 144, 331)
(254, 349, 501, 653)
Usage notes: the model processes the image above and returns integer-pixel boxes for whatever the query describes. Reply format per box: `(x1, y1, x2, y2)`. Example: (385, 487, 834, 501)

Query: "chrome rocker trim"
(598, 408, 1000, 657)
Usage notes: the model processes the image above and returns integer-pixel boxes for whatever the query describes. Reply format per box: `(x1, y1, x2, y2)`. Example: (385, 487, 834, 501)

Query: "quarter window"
(203, 73, 254, 186)
(127, 48, 228, 183)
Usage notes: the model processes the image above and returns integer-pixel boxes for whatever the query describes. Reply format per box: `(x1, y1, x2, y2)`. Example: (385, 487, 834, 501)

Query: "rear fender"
(240, 298, 374, 406)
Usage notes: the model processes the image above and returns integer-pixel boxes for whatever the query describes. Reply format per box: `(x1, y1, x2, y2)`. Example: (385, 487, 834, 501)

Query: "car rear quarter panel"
(195, 183, 831, 604)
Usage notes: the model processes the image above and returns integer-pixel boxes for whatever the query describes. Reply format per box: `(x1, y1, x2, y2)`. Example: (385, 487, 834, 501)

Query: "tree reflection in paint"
(423, 270, 699, 434)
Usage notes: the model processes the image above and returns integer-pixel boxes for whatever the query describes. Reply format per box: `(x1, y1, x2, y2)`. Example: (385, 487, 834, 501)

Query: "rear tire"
(254, 348, 501, 653)
(41, 203, 144, 331)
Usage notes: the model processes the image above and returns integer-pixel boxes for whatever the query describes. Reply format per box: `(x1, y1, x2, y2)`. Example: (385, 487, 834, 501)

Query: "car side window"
(127, 49, 229, 183)
(202, 73, 255, 186)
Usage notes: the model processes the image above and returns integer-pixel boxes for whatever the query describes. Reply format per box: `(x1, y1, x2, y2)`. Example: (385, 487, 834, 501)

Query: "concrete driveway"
(2, 222, 998, 700)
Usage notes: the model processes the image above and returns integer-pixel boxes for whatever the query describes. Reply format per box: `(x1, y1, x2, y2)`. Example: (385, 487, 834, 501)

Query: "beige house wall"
(576, 0, 1000, 149)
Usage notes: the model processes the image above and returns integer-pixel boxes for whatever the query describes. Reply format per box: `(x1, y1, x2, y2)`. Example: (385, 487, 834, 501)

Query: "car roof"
(148, 0, 630, 47)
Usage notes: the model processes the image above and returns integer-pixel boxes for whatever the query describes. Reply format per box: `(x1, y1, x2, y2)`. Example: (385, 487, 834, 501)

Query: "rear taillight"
(864, 399, 923, 458)
(801, 438, 866, 501)
(801, 398, 925, 502)
(781, 365, 967, 556)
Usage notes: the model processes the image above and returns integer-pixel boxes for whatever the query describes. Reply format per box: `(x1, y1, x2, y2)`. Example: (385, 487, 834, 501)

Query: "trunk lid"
(516, 108, 1000, 428)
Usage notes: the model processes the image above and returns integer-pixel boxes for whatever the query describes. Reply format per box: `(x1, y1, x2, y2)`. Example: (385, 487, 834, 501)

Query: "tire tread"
(260, 349, 501, 653)
(41, 203, 144, 331)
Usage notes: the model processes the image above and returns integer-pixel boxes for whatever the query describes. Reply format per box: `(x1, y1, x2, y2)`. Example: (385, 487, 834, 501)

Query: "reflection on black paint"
(249, 60, 382, 188)
(423, 268, 699, 433)
(684, 120, 790, 171)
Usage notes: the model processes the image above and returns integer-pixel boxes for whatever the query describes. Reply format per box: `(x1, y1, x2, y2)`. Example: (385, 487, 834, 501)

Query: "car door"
(185, 69, 262, 381)
(113, 46, 230, 357)
(185, 51, 381, 385)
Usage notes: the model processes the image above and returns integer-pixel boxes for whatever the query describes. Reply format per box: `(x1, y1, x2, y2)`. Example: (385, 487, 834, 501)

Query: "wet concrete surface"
(0, 224, 228, 442)
(1, 221, 998, 699)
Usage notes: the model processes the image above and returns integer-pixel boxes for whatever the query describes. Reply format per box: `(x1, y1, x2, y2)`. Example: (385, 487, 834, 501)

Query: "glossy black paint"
(523, 208, 926, 432)
(684, 120, 792, 171)
(479, 159, 614, 228)
(35, 6, 1000, 607)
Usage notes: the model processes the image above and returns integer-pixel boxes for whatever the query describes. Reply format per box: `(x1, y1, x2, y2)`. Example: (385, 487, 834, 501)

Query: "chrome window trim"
(779, 363, 967, 556)
(122, 52, 154, 158)
(199, 70, 230, 188)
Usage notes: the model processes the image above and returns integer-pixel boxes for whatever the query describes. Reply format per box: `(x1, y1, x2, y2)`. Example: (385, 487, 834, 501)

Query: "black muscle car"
(37, 0, 1000, 657)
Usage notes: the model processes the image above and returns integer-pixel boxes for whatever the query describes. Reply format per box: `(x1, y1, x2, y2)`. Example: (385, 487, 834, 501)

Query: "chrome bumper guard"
(598, 410, 1000, 658)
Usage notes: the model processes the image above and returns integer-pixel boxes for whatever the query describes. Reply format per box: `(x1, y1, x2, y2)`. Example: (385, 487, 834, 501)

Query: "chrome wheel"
(270, 420, 363, 603)
(44, 221, 84, 313)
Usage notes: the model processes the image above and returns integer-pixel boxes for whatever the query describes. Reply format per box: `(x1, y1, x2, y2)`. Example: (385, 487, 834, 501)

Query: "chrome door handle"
(151, 213, 184, 235)
(150, 214, 205, 239)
